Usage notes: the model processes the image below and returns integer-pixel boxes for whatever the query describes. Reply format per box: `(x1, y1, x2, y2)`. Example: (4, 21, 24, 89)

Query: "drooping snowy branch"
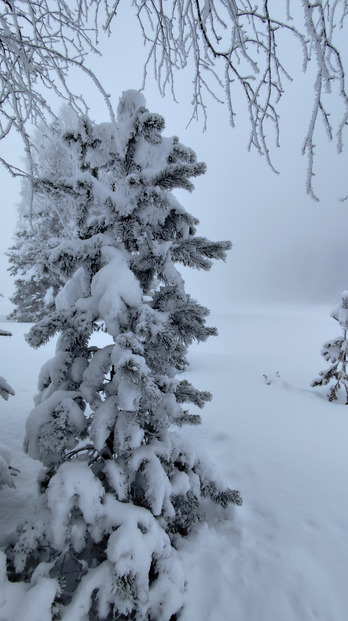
(1, 2, 348, 197)
(301, 1, 348, 200)
(127, 0, 348, 199)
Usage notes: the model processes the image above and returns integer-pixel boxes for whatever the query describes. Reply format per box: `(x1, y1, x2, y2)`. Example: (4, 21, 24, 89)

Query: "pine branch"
(171, 238, 231, 269)
(173, 412, 202, 427)
(201, 482, 243, 507)
(151, 162, 206, 191)
(175, 379, 212, 408)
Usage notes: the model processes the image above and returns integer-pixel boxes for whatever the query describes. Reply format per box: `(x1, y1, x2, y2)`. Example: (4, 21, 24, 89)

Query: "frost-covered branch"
(301, 1, 348, 199)
(127, 0, 348, 198)
(0, 0, 117, 173)
(1, 1, 348, 198)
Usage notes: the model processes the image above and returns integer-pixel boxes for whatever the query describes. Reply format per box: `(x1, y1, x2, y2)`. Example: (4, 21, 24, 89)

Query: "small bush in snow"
(312, 291, 348, 404)
(6, 91, 241, 620)
(0, 326, 16, 488)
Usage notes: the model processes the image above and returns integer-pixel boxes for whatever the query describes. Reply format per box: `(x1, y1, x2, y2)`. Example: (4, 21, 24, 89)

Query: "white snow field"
(1, 302, 348, 621)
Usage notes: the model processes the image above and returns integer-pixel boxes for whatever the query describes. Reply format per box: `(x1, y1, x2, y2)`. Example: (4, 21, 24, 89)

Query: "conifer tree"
(8, 109, 79, 322)
(8, 221, 56, 322)
(312, 291, 348, 404)
(6, 91, 241, 620)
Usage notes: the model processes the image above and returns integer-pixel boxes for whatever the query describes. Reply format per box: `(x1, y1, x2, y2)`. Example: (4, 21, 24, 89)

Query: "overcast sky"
(1, 3, 348, 310)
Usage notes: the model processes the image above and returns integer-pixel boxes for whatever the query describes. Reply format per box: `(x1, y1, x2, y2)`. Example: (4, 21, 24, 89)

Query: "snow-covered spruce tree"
(8, 215, 56, 322)
(8, 109, 80, 322)
(8, 203, 58, 323)
(6, 91, 241, 619)
(312, 291, 348, 404)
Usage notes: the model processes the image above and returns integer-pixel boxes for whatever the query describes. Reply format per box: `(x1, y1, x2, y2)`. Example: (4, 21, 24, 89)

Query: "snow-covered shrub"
(0, 444, 17, 489)
(312, 291, 348, 404)
(0, 326, 16, 488)
(0, 328, 14, 402)
(6, 91, 241, 619)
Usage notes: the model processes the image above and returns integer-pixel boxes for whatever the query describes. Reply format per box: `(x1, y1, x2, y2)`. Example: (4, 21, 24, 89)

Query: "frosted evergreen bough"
(6, 91, 241, 620)
(312, 291, 348, 404)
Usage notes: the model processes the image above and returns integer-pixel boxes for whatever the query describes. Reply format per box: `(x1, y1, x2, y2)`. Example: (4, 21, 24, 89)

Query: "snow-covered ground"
(1, 302, 348, 621)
